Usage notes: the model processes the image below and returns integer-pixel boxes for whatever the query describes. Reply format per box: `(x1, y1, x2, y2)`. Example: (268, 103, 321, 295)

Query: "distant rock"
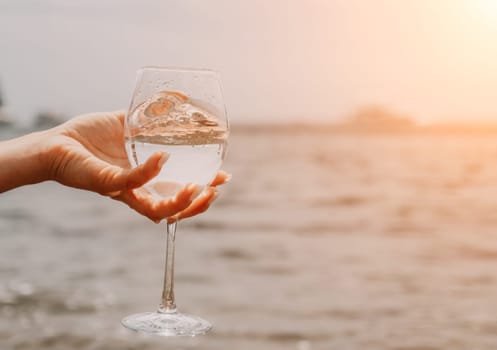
(341, 105, 417, 132)
(0, 84, 13, 128)
(33, 111, 66, 129)
(0, 110, 13, 129)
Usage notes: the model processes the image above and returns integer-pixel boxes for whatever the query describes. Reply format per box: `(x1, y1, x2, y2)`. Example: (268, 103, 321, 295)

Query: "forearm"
(0, 130, 52, 193)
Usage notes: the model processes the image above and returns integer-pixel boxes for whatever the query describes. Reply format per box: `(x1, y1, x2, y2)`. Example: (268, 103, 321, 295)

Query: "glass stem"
(159, 221, 177, 314)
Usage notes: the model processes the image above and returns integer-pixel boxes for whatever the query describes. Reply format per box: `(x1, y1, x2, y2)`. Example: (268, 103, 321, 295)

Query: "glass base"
(121, 310, 212, 337)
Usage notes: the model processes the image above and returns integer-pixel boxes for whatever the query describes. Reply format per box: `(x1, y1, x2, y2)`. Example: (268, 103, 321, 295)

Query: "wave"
(309, 195, 369, 208)
(0, 282, 115, 315)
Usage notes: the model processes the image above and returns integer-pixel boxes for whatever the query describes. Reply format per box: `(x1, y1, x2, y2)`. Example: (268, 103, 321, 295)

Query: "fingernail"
(225, 173, 233, 183)
(158, 152, 169, 168)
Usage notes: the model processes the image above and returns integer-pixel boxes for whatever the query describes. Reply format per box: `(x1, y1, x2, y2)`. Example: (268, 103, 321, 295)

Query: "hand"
(41, 111, 229, 222)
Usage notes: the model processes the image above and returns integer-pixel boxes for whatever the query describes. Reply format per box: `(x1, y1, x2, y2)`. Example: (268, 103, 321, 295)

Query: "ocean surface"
(2, 128, 497, 349)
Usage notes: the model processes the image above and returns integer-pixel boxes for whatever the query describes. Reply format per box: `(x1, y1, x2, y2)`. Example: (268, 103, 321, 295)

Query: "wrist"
(0, 128, 55, 192)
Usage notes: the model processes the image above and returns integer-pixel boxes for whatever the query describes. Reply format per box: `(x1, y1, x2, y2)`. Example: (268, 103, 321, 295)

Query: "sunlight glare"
(471, 0, 497, 23)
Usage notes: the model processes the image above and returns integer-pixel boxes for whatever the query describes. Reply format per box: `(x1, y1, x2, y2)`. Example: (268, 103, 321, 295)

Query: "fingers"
(151, 184, 201, 220)
(125, 152, 168, 189)
(112, 171, 231, 223)
(113, 184, 200, 222)
(89, 151, 167, 195)
(210, 170, 232, 187)
(169, 187, 220, 223)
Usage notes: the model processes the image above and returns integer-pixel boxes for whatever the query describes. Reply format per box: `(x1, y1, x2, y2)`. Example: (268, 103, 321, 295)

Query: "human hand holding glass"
(121, 67, 229, 336)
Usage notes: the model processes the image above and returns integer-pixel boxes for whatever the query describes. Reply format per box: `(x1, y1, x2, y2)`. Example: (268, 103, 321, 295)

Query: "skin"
(0, 111, 229, 223)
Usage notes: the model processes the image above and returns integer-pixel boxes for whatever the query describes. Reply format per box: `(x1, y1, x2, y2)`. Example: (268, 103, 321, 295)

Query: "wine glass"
(121, 66, 229, 336)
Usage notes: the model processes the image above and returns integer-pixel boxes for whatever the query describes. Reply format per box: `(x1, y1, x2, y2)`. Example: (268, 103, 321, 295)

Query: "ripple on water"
(293, 221, 368, 235)
(215, 330, 333, 343)
(176, 274, 213, 284)
(310, 195, 370, 208)
(457, 244, 497, 260)
(216, 248, 255, 261)
(9, 333, 158, 350)
(247, 266, 294, 276)
(189, 220, 284, 234)
(0, 282, 114, 315)
(0, 208, 36, 223)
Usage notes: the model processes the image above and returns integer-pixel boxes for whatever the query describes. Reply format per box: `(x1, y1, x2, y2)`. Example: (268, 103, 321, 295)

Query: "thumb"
(123, 151, 168, 189)
(97, 152, 168, 194)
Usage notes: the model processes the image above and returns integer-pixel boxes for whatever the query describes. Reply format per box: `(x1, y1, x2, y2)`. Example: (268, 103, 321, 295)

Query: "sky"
(1, 0, 497, 125)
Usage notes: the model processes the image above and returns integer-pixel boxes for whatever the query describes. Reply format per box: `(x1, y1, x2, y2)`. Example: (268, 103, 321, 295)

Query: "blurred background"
(2, 1, 497, 349)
